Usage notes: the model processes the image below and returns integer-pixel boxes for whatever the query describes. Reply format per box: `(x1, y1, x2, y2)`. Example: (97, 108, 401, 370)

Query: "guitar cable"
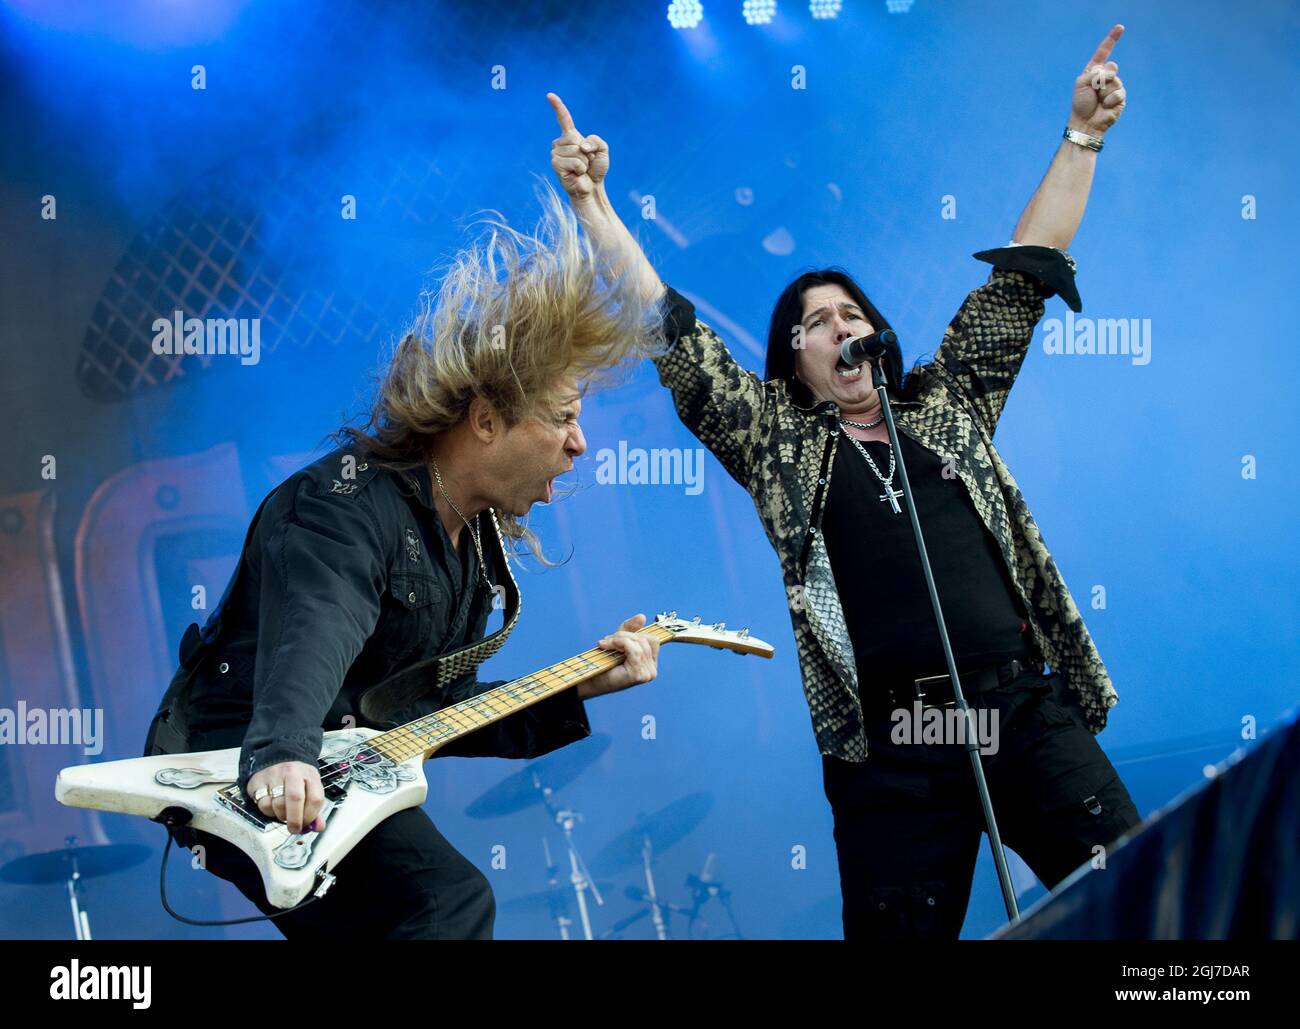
(155, 810, 324, 926)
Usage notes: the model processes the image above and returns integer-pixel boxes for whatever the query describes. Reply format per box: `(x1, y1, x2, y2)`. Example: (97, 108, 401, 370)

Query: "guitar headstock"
(650, 612, 775, 659)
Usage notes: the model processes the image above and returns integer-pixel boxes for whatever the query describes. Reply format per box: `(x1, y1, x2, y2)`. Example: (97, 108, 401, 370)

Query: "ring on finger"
(270, 785, 286, 799)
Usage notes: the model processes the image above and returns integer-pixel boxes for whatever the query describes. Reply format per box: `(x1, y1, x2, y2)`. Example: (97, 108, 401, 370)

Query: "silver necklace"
(840, 412, 884, 431)
(429, 457, 498, 593)
(839, 424, 903, 514)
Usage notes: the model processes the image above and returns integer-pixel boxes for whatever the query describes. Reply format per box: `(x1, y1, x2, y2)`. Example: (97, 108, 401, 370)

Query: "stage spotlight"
(810, 0, 842, 19)
(667, 0, 705, 29)
(743, 0, 777, 25)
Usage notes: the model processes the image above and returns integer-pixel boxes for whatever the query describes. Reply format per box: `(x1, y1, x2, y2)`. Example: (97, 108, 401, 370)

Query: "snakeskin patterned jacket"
(653, 245, 1117, 761)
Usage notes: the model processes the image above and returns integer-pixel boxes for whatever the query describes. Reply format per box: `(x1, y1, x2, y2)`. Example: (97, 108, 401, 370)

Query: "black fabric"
(146, 450, 595, 941)
(822, 669, 1141, 940)
(153, 448, 589, 792)
(171, 807, 495, 940)
(658, 284, 696, 344)
(972, 245, 1082, 312)
(862, 655, 1038, 720)
(820, 429, 1032, 681)
(995, 706, 1300, 940)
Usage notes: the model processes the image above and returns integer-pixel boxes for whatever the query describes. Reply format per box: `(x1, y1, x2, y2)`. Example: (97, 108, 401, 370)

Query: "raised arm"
(935, 25, 1128, 433)
(1012, 24, 1127, 248)
(547, 92, 664, 306)
(546, 92, 770, 487)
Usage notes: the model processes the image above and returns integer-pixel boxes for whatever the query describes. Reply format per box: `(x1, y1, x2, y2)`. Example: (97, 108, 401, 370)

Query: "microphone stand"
(866, 351, 1021, 926)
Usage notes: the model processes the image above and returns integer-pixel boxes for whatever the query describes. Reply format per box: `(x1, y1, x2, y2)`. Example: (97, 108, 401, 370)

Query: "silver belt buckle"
(912, 672, 953, 706)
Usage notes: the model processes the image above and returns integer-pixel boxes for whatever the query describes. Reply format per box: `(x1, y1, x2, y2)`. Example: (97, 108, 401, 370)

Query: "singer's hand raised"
(1070, 24, 1127, 136)
(547, 92, 609, 204)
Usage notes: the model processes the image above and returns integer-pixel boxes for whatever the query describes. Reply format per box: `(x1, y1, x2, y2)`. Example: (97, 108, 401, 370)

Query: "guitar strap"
(357, 508, 521, 724)
(143, 490, 524, 754)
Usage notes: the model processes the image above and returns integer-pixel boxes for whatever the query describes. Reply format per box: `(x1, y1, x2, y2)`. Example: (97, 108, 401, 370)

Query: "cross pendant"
(879, 485, 903, 514)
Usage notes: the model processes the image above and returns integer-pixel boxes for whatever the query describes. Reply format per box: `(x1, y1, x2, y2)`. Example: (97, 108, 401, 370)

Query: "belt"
(864, 653, 1042, 719)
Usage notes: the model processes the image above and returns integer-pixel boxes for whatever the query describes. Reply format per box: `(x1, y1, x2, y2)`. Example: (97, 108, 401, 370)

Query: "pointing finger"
(547, 92, 581, 140)
(1083, 23, 1124, 72)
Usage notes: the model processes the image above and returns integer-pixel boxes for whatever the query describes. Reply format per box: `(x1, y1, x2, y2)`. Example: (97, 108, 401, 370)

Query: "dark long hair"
(764, 269, 920, 405)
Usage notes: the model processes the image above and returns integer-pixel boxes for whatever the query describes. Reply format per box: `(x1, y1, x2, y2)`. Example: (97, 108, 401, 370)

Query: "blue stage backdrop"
(0, 0, 1295, 939)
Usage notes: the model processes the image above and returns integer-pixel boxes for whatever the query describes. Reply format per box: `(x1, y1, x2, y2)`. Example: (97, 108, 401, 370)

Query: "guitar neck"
(366, 624, 676, 764)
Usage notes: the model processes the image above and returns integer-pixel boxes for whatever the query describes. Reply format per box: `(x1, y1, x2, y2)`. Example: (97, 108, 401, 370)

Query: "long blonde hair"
(339, 181, 664, 560)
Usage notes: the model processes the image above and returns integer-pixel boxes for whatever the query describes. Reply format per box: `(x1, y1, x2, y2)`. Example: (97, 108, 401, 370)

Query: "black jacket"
(143, 447, 590, 793)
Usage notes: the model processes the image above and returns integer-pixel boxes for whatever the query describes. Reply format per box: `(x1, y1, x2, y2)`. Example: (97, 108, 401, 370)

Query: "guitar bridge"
(214, 759, 352, 833)
(216, 784, 274, 832)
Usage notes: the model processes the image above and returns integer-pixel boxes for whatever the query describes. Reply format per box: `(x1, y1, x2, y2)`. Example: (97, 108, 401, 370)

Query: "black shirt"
(820, 428, 1031, 681)
(169, 450, 589, 790)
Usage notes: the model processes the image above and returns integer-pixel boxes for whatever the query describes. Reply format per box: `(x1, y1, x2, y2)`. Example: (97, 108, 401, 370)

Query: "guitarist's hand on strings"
(580, 613, 661, 699)
(247, 760, 326, 835)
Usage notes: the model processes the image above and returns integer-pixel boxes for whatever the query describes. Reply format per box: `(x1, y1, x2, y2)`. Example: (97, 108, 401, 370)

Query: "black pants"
(822, 668, 1141, 940)
(171, 807, 495, 940)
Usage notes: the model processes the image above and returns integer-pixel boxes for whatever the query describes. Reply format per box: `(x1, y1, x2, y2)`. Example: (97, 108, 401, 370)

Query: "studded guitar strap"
(357, 508, 521, 724)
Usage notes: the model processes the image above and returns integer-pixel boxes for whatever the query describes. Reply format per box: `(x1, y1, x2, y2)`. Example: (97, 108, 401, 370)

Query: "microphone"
(839, 329, 897, 369)
(686, 852, 719, 898)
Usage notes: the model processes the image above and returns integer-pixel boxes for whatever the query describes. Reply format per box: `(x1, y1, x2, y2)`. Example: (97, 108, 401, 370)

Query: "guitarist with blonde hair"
(144, 190, 666, 940)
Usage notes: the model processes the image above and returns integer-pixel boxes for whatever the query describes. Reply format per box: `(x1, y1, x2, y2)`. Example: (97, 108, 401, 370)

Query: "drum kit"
(0, 836, 151, 939)
(466, 732, 743, 940)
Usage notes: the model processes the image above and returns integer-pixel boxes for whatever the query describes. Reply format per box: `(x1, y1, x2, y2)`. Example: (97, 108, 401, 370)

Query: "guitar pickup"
(215, 784, 274, 832)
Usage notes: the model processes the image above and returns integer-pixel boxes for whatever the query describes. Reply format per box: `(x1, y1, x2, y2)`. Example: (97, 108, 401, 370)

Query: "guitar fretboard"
(367, 624, 675, 763)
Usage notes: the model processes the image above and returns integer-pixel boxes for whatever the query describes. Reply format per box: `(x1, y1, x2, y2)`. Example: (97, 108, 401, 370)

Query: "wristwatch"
(1063, 126, 1104, 152)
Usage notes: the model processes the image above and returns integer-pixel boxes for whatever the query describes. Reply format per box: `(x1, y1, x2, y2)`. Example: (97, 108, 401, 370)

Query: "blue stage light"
(810, 0, 842, 20)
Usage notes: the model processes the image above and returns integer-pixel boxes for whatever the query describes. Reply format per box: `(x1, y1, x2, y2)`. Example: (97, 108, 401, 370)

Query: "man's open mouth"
(834, 360, 864, 380)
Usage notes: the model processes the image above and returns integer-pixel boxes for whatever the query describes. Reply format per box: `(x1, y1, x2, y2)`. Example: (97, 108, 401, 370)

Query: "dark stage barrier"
(993, 709, 1299, 939)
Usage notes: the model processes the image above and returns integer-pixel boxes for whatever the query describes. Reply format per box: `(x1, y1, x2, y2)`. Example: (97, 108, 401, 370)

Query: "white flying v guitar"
(55, 614, 773, 910)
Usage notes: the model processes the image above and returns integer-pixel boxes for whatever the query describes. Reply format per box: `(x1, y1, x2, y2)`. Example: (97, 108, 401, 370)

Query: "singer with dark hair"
(548, 23, 1142, 940)
(763, 269, 907, 403)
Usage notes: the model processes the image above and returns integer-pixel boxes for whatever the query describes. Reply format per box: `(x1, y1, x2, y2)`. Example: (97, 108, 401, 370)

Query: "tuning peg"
(691, 616, 701, 625)
(739, 627, 750, 638)
(669, 609, 678, 618)
(713, 622, 726, 632)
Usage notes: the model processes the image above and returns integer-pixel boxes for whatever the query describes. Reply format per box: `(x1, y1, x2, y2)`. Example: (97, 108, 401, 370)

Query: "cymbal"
(465, 732, 612, 819)
(591, 792, 714, 874)
(496, 882, 615, 916)
(0, 843, 151, 885)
